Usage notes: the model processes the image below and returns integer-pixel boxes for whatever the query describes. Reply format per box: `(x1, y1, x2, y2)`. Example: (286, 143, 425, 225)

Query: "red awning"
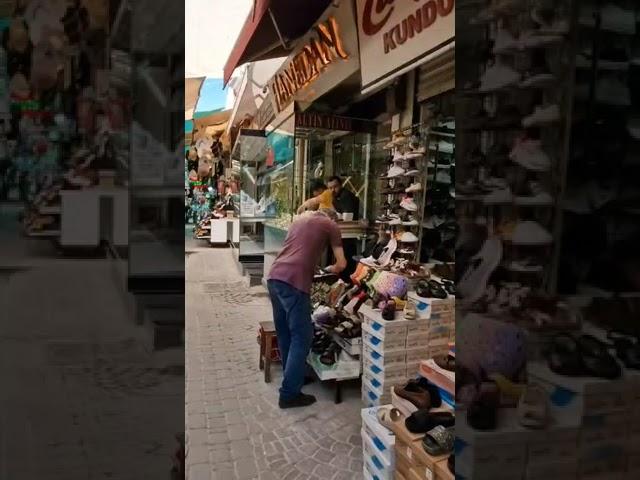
(223, 0, 331, 86)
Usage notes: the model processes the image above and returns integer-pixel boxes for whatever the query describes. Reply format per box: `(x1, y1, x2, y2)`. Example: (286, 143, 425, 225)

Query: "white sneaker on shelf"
(404, 167, 420, 176)
(392, 151, 404, 162)
(400, 197, 418, 211)
(402, 216, 419, 226)
(479, 62, 521, 92)
(493, 28, 519, 54)
(458, 236, 503, 303)
(400, 231, 419, 243)
(429, 140, 454, 154)
(511, 221, 553, 246)
(405, 182, 422, 193)
(522, 104, 560, 128)
(404, 146, 426, 159)
(510, 138, 552, 172)
(387, 165, 405, 177)
(389, 217, 402, 225)
(596, 76, 631, 106)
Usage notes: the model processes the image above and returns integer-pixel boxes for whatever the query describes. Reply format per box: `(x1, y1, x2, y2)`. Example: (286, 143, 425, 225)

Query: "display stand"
(210, 218, 239, 245)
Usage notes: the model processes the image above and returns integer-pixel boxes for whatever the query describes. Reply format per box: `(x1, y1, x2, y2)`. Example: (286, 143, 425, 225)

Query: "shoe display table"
(307, 351, 361, 404)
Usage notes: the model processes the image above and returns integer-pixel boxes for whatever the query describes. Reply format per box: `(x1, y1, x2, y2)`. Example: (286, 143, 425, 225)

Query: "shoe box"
(360, 305, 410, 340)
(407, 291, 455, 320)
(362, 428, 394, 480)
(364, 360, 410, 394)
(392, 414, 450, 480)
(363, 376, 393, 407)
(364, 322, 409, 352)
(361, 406, 397, 466)
(332, 332, 362, 356)
(365, 345, 407, 369)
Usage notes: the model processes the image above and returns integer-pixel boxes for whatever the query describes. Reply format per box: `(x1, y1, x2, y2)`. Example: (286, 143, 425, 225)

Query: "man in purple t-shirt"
(267, 209, 346, 408)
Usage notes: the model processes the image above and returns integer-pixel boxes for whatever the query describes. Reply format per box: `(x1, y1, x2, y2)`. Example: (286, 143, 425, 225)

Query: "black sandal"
(320, 343, 341, 366)
(608, 331, 640, 370)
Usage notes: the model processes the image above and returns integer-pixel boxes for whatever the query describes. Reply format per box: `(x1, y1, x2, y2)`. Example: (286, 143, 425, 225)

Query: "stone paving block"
(189, 463, 212, 480)
(313, 448, 334, 464)
(187, 446, 211, 465)
(235, 459, 258, 480)
(228, 423, 249, 441)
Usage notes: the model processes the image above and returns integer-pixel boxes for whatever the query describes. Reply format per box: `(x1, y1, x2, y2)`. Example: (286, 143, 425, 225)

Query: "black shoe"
(279, 393, 317, 409)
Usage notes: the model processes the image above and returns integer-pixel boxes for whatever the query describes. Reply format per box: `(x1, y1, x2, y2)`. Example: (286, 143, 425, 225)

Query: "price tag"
(406, 446, 412, 460)
(425, 467, 434, 480)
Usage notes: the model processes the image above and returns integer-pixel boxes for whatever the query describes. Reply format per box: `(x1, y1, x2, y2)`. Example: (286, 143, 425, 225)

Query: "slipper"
(405, 410, 455, 434)
(394, 380, 432, 410)
(376, 406, 403, 431)
(422, 425, 454, 456)
(434, 354, 455, 372)
(517, 385, 549, 429)
(577, 334, 622, 379)
(467, 396, 497, 431)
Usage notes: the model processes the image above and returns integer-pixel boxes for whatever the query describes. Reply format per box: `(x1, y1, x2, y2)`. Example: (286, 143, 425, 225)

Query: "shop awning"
(185, 77, 205, 121)
(222, 0, 331, 85)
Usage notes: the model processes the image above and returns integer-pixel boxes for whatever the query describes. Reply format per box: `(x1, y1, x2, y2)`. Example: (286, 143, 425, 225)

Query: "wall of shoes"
(455, 3, 640, 480)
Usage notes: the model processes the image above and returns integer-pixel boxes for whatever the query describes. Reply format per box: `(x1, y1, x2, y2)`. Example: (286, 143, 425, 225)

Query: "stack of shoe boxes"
(528, 360, 637, 480)
(392, 411, 453, 480)
(360, 299, 454, 408)
(361, 406, 397, 480)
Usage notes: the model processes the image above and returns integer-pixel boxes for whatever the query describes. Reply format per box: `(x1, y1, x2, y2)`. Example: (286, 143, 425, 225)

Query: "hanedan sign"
(268, 0, 359, 114)
(355, 0, 455, 94)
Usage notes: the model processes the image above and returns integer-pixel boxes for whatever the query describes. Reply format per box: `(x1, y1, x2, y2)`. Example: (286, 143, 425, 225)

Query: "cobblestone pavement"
(186, 248, 364, 480)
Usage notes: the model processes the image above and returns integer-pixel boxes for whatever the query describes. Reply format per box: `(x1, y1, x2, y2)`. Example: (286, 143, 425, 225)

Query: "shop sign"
(295, 112, 378, 134)
(268, 0, 359, 114)
(256, 93, 275, 129)
(355, 0, 455, 94)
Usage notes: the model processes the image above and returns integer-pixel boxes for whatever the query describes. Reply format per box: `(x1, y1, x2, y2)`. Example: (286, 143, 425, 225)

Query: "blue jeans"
(267, 279, 313, 401)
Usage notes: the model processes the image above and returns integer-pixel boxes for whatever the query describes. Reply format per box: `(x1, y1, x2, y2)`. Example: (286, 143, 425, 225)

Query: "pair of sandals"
(312, 331, 331, 354)
(416, 279, 449, 299)
(547, 333, 622, 380)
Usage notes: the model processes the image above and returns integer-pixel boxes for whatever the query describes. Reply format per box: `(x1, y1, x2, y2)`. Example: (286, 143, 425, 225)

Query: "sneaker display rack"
(557, 0, 640, 296)
(421, 110, 456, 264)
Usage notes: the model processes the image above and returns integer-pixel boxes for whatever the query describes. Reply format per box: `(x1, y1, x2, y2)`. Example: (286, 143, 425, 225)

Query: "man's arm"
(327, 245, 347, 274)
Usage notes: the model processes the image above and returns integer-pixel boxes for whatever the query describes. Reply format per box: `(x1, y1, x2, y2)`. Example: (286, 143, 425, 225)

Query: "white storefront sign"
(268, 0, 359, 114)
(355, 0, 455, 94)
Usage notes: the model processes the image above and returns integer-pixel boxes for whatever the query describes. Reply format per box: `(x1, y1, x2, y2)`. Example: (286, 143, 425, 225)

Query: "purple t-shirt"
(268, 213, 342, 294)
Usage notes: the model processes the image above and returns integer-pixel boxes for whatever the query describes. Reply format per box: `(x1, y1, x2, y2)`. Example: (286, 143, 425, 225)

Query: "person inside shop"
(328, 176, 360, 280)
(327, 176, 359, 221)
(296, 179, 334, 213)
(267, 208, 347, 409)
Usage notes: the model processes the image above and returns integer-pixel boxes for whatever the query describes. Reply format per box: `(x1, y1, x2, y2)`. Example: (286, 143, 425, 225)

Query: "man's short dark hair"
(328, 176, 343, 185)
(310, 179, 326, 192)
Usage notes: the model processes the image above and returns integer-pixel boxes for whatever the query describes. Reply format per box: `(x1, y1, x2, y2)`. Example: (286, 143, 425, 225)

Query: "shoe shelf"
(554, 1, 640, 296)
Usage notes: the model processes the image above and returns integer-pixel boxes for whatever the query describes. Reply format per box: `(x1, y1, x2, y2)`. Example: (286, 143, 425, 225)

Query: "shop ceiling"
(223, 0, 331, 85)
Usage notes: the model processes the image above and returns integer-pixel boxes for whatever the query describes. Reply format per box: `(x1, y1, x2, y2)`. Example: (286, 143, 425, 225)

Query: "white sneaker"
(392, 151, 404, 162)
(404, 167, 420, 176)
(479, 62, 521, 92)
(405, 182, 422, 193)
(389, 217, 402, 225)
(430, 140, 454, 154)
(511, 221, 553, 246)
(483, 187, 513, 205)
(493, 28, 519, 54)
(400, 197, 418, 211)
(510, 138, 551, 172)
(458, 236, 503, 303)
(387, 165, 405, 177)
(522, 104, 560, 128)
(400, 231, 419, 243)
(404, 147, 426, 159)
(596, 76, 631, 106)
(601, 3, 636, 35)
(402, 216, 419, 226)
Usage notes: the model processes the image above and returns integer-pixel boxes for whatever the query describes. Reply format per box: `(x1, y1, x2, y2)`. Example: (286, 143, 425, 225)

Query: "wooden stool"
(258, 320, 279, 383)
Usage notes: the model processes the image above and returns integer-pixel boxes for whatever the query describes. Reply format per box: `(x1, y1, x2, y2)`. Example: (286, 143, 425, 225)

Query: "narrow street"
(185, 247, 364, 480)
